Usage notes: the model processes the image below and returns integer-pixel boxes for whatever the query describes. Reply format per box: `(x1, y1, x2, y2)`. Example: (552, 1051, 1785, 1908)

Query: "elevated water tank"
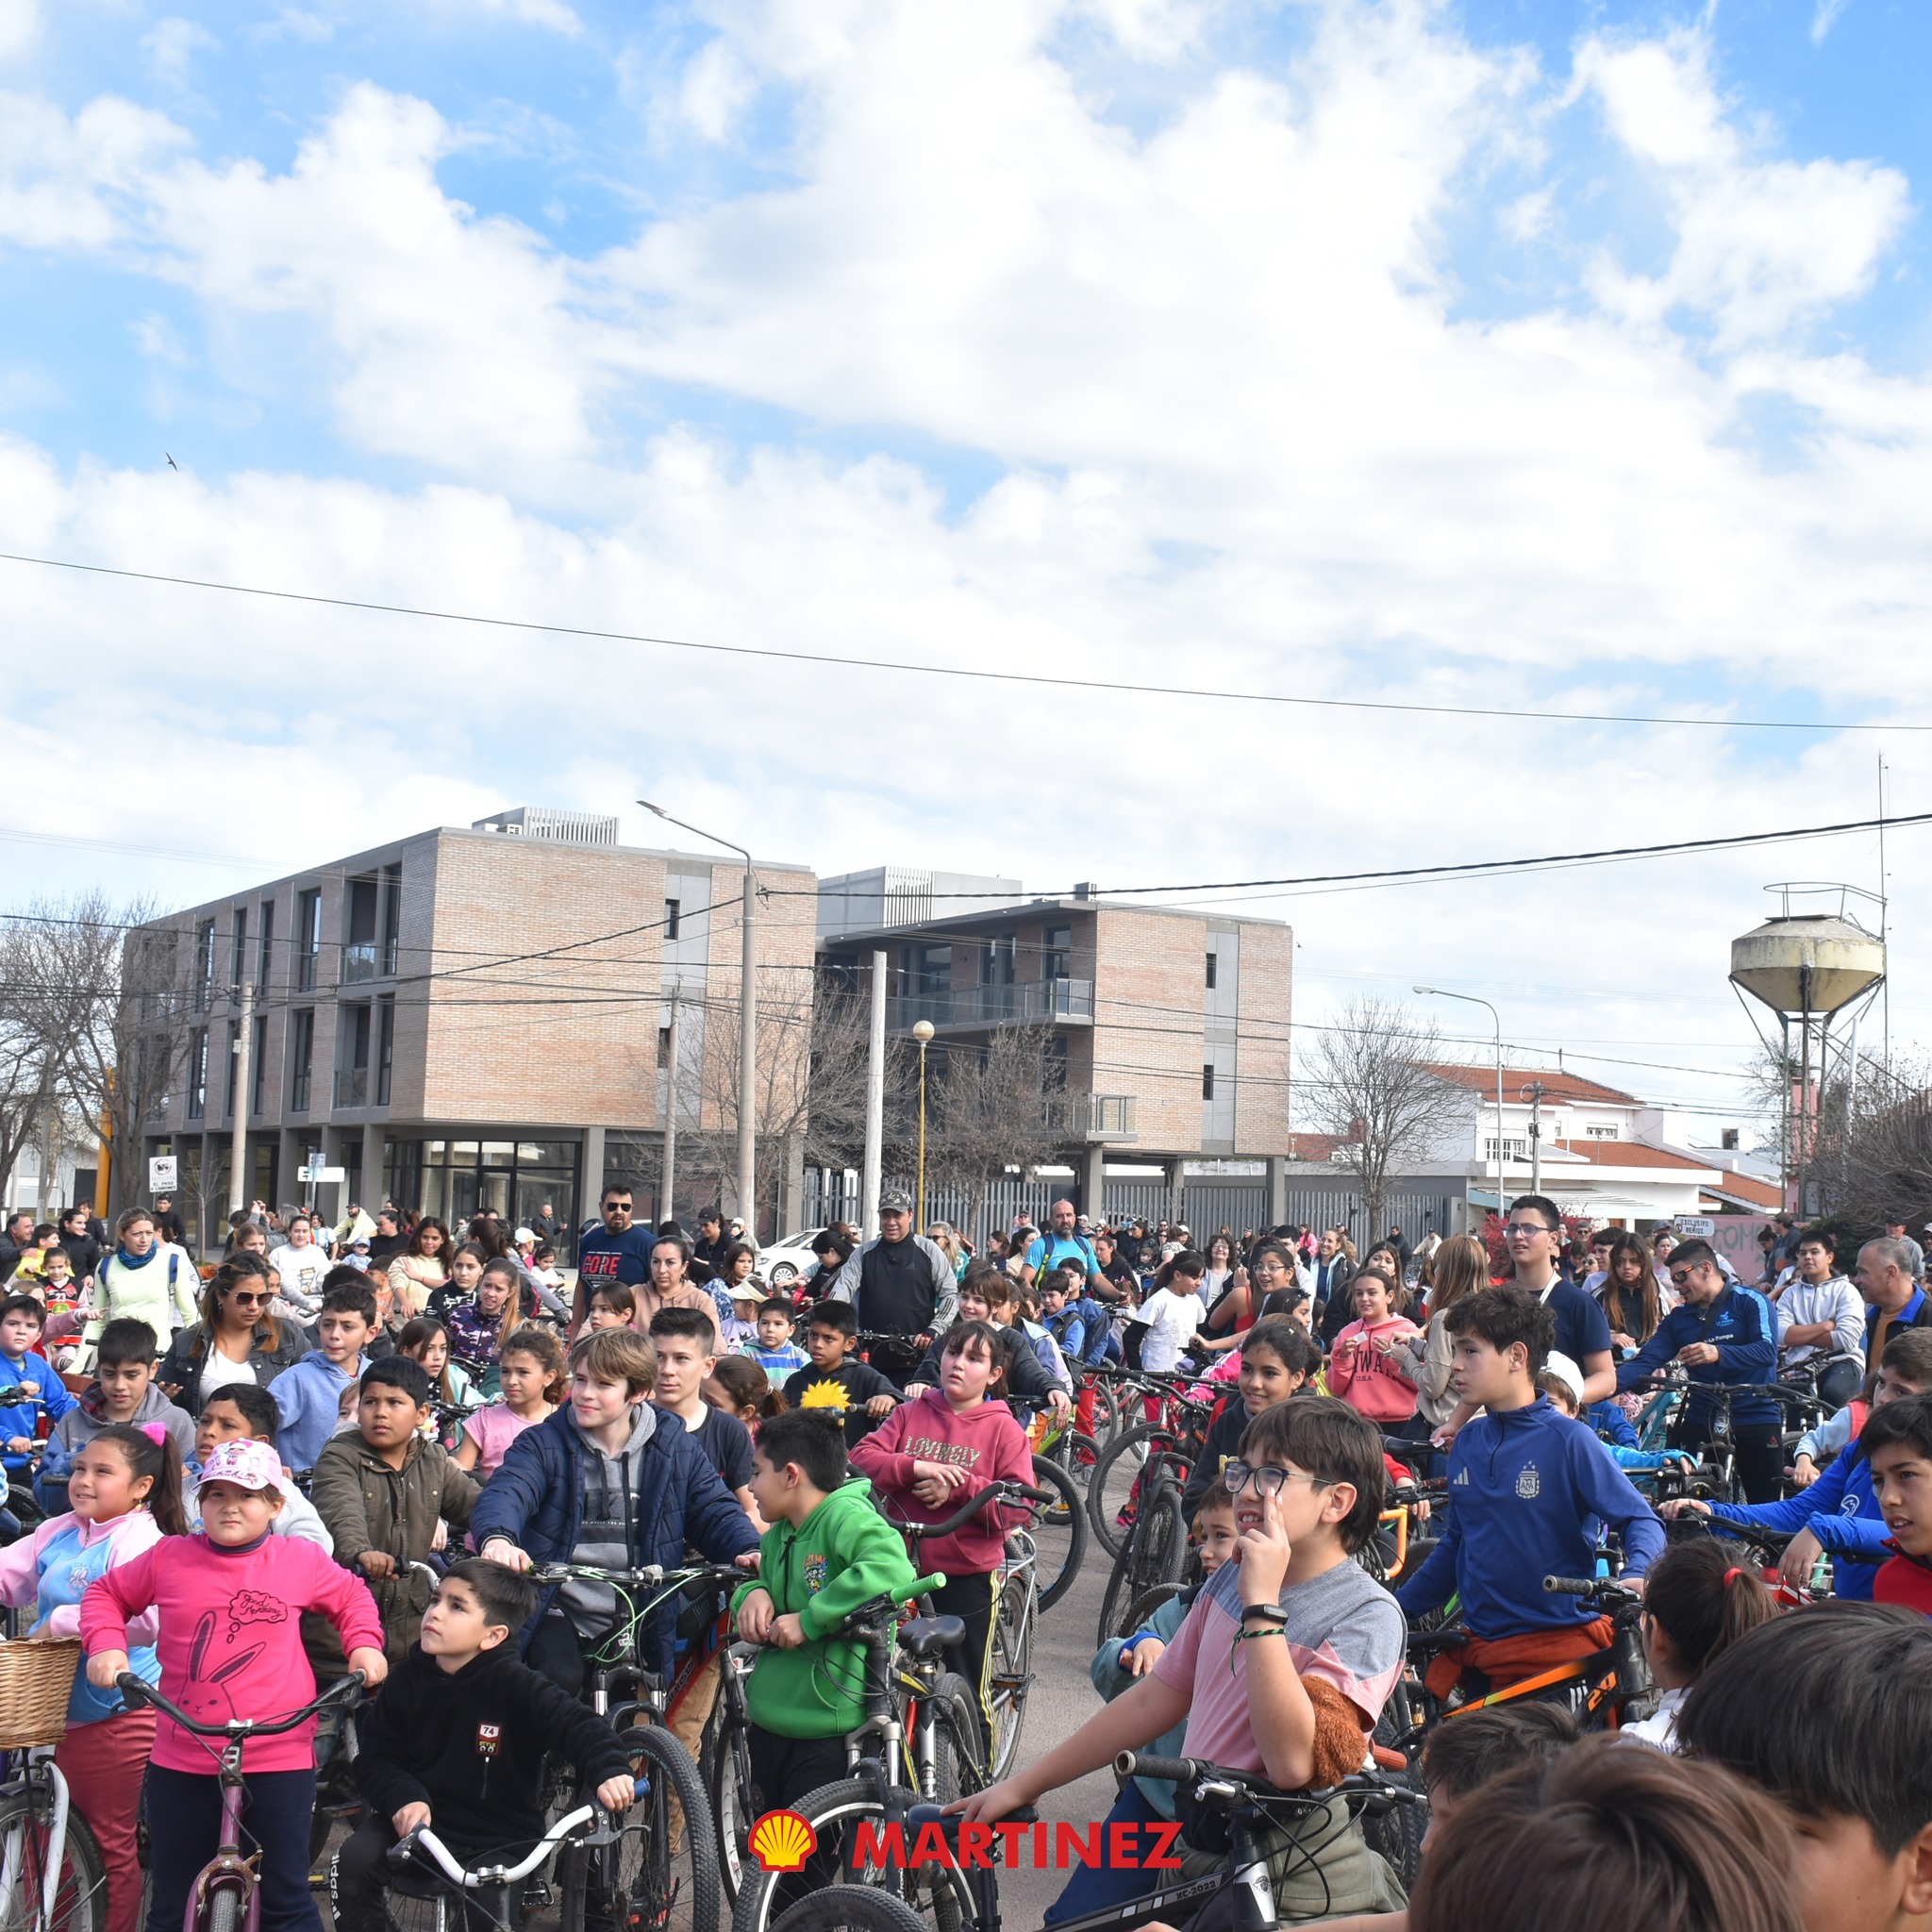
(1730, 913, 1885, 1017)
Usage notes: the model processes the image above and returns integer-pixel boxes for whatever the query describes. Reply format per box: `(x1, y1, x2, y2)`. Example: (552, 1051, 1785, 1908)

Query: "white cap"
(1541, 1350, 1586, 1407)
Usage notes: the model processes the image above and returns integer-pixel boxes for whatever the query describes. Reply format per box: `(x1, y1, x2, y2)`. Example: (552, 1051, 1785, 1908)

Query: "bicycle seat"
(899, 1615, 966, 1658)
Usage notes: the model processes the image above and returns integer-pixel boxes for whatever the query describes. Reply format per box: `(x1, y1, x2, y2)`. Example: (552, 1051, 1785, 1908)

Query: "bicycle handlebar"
(1115, 1753, 1425, 1806)
(388, 1794, 627, 1887)
(902, 1481, 1056, 1541)
(117, 1669, 365, 1737)
(1542, 1574, 1643, 1609)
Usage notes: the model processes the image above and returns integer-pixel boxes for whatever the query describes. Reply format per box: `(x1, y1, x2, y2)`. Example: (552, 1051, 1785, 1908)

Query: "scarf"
(115, 1244, 160, 1270)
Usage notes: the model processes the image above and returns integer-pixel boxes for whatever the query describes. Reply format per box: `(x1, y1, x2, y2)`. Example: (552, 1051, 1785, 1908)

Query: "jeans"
(143, 1763, 321, 1932)
(1041, 1783, 1166, 1925)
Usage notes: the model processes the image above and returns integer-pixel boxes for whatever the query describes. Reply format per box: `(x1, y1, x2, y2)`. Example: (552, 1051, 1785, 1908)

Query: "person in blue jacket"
(1659, 1329, 1932, 1600)
(1397, 1288, 1664, 1650)
(1615, 1238, 1783, 1503)
(472, 1325, 758, 1695)
(0, 1294, 75, 1473)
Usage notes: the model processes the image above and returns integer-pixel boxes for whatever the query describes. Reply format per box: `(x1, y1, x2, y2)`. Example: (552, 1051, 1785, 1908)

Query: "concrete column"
(1268, 1156, 1288, 1229)
(1164, 1158, 1188, 1228)
(277, 1128, 302, 1217)
(579, 1127, 607, 1233)
(362, 1121, 387, 1211)
(1081, 1142, 1106, 1222)
(781, 1132, 806, 1241)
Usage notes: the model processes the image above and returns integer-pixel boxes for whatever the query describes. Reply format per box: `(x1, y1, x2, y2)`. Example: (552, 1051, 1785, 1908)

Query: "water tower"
(1729, 885, 1886, 1214)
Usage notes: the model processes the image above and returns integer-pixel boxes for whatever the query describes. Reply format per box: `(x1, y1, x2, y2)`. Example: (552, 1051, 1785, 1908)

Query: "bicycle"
(708, 1576, 978, 1915)
(0, 1641, 108, 1932)
(1084, 1382, 1214, 1563)
(375, 1785, 639, 1932)
(116, 1669, 365, 1932)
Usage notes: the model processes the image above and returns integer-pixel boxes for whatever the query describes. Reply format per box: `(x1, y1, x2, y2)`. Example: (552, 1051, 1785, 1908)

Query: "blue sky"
(2, 0, 1930, 1131)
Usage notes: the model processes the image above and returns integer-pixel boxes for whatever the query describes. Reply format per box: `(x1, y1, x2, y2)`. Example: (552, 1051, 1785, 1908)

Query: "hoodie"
(38, 1380, 195, 1506)
(271, 1347, 367, 1474)
(1709, 1438, 1891, 1600)
(0, 1347, 76, 1468)
(1324, 1316, 1422, 1422)
(848, 1388, 1033, 1576)
(728, 1476, 919, 1740)
(354, 1642, 634, 1851)
(1396, 1396, 1665, 1639)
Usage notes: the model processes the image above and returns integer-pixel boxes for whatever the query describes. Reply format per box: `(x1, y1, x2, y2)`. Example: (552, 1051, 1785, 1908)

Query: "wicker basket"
(0, 1638, 83, 1750)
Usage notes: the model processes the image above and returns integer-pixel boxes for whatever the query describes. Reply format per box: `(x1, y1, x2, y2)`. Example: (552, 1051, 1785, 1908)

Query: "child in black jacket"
(333, 1560, 636, 1932)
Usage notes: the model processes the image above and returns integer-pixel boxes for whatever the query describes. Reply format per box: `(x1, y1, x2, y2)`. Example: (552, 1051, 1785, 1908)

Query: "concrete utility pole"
(661, 995, 681, 1228)
(229, 983, 254, 1219)
(1522, 1080, 1544, 1196)
(640, 801, 758, 1237)
(861, 950, 887, 1240)
(1416, 987, 1507, 1216)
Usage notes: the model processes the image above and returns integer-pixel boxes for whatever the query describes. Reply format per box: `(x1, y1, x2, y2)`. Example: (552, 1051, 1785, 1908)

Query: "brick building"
(817, 874, 1296, 1225)
(134, 809, 817, 1251)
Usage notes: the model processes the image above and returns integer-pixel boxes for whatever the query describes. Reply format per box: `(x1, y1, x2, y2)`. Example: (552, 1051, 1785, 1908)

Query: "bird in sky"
(165, 453, 177, 470)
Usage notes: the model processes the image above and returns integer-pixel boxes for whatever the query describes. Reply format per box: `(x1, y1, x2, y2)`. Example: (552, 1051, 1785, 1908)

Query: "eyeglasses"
(227, 1290, 273, 1306)
(1224, 1460, 1331, 1498)
(1505, 1223, 1556, 1239)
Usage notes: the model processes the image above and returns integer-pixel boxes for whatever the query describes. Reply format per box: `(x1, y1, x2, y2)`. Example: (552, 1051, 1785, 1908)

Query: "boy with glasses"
(957, 1396, 1406, 1924)
(1617, 1237, 1783, 1503)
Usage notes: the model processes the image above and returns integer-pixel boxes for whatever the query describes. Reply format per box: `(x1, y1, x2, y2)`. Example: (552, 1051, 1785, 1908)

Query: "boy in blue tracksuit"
(1659, 1328, 1932, 1600)
(272, 1280, 376, 1472)
(0, 1295, 75, 1472)
(1398, 1289, 1663, 1664)
(1042, 1268, 1108, 1369)
(1615, 1237, 1782, 1504)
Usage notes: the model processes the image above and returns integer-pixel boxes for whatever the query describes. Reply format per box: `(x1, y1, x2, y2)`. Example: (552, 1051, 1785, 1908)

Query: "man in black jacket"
(336, 1559, 636, 1932)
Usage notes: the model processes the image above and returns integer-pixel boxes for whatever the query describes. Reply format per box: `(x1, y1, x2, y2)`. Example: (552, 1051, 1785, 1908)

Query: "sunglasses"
(227, 1290, 273, 1307)
(1668, 1267, 1704, 1288)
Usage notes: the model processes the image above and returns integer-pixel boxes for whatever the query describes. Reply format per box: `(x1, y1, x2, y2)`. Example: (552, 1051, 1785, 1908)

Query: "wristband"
(1239, 1602, 1288, 1624)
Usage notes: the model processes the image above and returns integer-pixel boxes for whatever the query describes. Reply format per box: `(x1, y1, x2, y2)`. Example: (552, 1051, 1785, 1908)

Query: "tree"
(8, 893, 187, 1216)
(924, 1025, 1061, 1242)
(1304, 997, 1469, 1238)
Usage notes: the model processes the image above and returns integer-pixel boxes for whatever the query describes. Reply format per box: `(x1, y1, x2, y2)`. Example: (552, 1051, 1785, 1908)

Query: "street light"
(1414, 986, 1508, 1221)
(641, 800, 758, 1240)
(912, 1019, 935, 1225)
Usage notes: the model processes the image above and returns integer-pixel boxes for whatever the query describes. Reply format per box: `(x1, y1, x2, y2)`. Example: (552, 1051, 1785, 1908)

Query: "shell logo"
(749, 1809, 818, 1874)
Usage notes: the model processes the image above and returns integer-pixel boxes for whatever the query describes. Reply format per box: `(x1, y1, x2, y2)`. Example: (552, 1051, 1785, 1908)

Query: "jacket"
(158, 1321, 308, 1414)
(1866, 1288, 1932, 1359)
(468, 1404, 758, 1680)
(848, 1390, 1033, 1576)
(1709, 1439, 1890, 1600)
(826, 1236, 959, 1337)
(1396, 1396, 1665, 1639)
(355, 1642, 634, 1849)
(1617, 1287, 1780, 1429)
(273, 1348, 367, 1473)
(0, 1349, 76, 1466)
(727, 1477, 919, 1739)
(91, 1244, 202, 1349)
(907, 1327, 1060, 1409)
(307, 1433, 479, 1670)
(80, 1531, 383, 1774)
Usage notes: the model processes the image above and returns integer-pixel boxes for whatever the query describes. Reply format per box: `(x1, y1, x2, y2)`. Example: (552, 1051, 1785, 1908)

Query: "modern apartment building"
(817, 874, 1296, 1220)
(134, 810, 818, 1251)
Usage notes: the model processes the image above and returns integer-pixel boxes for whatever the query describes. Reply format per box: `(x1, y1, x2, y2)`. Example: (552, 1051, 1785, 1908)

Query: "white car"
(758, 1226, 831, 1286)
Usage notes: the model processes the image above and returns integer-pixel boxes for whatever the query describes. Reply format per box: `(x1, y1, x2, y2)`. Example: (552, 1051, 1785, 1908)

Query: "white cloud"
(142, 17, 218, 90)
(0, 0, 39, 61)
(1811, 0, 1851, 45)
(464, 0, 581, 32)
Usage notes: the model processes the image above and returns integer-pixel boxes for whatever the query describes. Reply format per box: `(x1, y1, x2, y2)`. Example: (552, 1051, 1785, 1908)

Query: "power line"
(2, 549, 1922, 735)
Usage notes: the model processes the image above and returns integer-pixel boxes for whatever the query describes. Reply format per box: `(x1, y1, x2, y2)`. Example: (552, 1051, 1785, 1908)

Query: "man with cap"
(1883, 1212, 1925, 1281)
(824, 1188, 958, 1387)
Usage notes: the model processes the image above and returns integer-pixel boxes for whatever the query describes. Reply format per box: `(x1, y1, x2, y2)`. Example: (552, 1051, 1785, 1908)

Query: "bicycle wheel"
(1087, 1423, 1181, 1558)
(726, 1779, 974, 1932)
(1359, 1769, 1428, 1895)
(204, 1886, 242, 1932)
(1097, 1484, 1185, 1645)
(986, 1567, 1035, 1786)
(563, 1723, 721, 1932)
(766, 1889, 932, 1932)
(913, 1674, 985, 1805)
(0, 1785, 108, 1932)
(1027, 1459, 1088, 1613)
(707, 1707, 760, 1907)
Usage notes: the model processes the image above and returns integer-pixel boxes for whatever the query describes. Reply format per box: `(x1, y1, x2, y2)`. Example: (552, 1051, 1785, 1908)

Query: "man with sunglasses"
(572, 1180, 658, 1330)
(1616, 1236, 1782, 1502)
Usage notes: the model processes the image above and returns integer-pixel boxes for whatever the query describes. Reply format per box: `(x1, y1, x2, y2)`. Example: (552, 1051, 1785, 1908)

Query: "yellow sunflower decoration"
(797, 1378, 852, 1413)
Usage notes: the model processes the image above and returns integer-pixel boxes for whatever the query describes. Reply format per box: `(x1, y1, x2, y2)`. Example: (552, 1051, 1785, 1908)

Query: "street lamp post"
(912, 1019, 935, 1225)
(1415, 986, 1507, 1223)
(641, 801, 758, 1239)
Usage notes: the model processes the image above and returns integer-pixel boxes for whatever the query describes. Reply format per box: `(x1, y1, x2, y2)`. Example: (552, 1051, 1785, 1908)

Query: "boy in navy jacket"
(1397, 1286, 1662, 1691)
(472, 1326, 758, 1695)
(1616, 1238, 1782, 1502)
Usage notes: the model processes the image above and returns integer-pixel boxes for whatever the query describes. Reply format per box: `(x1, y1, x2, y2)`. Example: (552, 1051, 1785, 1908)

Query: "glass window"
(482, 1141, 514, 1169)
(258, 898, 275, 990)
(451, 1141, 479, 1163)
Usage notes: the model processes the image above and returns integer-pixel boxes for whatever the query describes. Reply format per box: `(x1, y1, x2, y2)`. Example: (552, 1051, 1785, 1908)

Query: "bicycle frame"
(0, 1749, 76, 1930)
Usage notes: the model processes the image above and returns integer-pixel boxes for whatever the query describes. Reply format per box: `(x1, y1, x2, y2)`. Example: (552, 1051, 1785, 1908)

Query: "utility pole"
(229, 983, 253, 1219)
(861, 950, 887, 1240)
(1522, 1080, 1544, 1196)
(661, 995, 681, 1229)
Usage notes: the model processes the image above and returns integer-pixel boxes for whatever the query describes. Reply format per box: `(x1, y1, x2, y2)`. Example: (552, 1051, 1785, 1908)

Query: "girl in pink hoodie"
(79, 1436, 386, 1932)
(1325, 1269, 1422, 1424)
(0, 1424, 181, 1932)
(851, 1321, 1034, 1745)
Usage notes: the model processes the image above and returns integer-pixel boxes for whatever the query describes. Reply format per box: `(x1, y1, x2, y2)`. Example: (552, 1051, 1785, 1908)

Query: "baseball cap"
(1541, 1351, 1586, 1408)
(199, 1438, 284, 1497)
(514, 1226, 536, 1243)
(727, 1279, 767, 1304)
(879, 1187, 914, 1213)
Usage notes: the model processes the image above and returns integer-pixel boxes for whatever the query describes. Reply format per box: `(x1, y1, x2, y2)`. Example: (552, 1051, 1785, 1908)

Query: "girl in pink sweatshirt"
(1324, 1269, 1422, 1424)
(79, 1436, 386, 1932)
(0, 1424, 182, 1932)
(850, 1321, 1033, 1744)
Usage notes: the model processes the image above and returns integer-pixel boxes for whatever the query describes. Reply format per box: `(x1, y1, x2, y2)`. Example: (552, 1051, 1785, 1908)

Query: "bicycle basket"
(0, 1638, 83, 1749)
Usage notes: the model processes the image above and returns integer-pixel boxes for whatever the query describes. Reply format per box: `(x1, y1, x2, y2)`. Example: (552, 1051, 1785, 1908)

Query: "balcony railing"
(341, 942, 378, 984)
(1048, 1093, 1137, 1141)
(889, 977, 1094, 1031)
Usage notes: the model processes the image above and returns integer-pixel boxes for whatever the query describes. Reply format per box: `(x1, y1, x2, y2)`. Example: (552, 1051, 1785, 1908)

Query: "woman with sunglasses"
(157, 1252, 307, 1412)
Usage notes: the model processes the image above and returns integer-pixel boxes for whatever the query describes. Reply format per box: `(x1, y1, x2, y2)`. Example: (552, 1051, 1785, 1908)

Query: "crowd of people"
(0, 1177, 1930, 1932)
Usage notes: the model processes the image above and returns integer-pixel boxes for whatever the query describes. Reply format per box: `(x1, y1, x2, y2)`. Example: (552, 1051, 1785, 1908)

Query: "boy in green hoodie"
(730, 1407, 919, 1810)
